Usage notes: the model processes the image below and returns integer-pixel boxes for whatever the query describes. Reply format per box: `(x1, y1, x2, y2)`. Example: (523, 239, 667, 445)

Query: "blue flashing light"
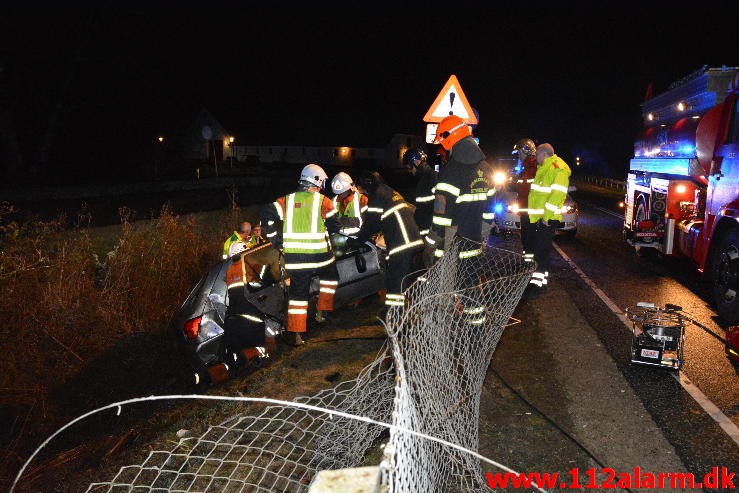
(494, 203, 504, 215)
(513, 163, 523, 174)
(680, 144, 695, 155)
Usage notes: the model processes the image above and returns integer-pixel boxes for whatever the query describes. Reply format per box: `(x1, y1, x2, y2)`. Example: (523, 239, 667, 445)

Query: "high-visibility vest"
(332, 192, 368, 235)
(222, 231, 242, 259)
(274, 191, 333, 255)
(527, 154, 571, 223)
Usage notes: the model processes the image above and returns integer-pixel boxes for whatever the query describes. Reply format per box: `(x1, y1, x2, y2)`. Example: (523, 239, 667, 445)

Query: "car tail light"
(183, 316, 202, 340)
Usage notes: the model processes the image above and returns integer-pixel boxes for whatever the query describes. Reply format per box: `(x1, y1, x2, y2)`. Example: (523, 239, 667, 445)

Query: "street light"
(229, 136, 235, 168)
(155, 136, 165, 178)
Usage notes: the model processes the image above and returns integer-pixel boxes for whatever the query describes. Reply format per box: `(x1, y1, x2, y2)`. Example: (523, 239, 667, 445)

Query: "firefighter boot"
(282, 331, 305, 347)
(314, 310, 332, 325)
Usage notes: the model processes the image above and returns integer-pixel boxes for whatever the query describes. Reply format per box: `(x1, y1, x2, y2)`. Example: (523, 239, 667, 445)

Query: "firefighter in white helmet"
(260, 163, 342, 345)
(330, 172, 368, 235)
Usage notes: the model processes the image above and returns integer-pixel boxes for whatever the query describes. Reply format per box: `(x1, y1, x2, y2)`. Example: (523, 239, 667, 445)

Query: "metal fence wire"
(86, 237, 534, 493)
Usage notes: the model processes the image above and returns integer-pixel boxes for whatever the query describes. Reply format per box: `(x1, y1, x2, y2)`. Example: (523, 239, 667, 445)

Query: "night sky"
(1, 3, 737, 184)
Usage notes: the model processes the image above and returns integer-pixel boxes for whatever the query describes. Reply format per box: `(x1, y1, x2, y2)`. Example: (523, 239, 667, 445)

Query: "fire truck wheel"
(712, 229, 739, 324)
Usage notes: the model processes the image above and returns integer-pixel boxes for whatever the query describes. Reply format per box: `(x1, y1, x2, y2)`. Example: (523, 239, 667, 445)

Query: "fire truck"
(623, 65, 739, 322)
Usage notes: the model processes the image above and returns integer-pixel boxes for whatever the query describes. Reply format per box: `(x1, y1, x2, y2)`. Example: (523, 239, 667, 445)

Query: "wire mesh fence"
(79, 237, 534, 492)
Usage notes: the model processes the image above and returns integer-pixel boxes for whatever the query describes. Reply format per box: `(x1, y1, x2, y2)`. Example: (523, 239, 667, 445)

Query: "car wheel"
(712, 228, 739, 324)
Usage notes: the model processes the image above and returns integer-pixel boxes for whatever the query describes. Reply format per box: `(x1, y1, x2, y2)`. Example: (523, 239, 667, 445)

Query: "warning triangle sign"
(423, 74, 477, 124)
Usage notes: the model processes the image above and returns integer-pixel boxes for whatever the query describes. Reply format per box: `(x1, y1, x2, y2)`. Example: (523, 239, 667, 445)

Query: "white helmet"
(331, 172, 355, 195)
(228, 240, 248, 257)
(300, 163, 328, 189)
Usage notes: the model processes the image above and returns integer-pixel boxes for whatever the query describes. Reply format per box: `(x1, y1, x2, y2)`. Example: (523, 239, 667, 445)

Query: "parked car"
(171, 234, 387, 386)
(491, 186, 579, 236)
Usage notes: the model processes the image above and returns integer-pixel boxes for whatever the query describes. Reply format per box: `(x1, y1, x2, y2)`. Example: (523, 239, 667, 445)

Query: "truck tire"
(712, 229, 739, 323)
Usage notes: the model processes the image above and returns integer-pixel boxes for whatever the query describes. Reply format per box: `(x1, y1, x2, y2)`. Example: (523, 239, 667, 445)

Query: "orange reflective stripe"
(287, 300, 308, 333)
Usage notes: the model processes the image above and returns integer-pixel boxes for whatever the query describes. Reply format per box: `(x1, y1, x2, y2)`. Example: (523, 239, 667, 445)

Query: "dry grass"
(0, 200, 263, 490)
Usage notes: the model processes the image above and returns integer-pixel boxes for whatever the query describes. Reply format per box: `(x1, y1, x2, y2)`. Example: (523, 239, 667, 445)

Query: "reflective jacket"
(413, 167, 438, 236)
(432, 136, 492, 254)
(527, 154, 571, 223)
(332, 191, 368, 235)
(222, 231, 245, 259)
(357, 182, 423, 258)
(261, 190, 341, 270)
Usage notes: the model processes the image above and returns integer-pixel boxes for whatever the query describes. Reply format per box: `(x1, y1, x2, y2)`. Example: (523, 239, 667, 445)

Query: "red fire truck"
(623, 65, 739, 322)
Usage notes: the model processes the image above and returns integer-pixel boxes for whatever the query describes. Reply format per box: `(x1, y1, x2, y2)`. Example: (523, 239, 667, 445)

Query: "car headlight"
(507, 203, 519, 213)
(493, 171, 508, 186)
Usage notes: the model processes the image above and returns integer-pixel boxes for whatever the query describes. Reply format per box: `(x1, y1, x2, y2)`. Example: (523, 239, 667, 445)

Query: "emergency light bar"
(629, 157, 699, 176)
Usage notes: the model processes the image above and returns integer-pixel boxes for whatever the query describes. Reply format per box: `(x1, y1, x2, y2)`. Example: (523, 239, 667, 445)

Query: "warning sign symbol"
(423, 74, 477, 124)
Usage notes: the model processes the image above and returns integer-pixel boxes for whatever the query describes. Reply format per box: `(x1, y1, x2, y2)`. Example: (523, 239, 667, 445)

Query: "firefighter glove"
(345, 236, 364, 250)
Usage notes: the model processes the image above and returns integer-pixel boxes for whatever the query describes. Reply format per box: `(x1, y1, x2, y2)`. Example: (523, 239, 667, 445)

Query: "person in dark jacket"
(352, 171, 424, 314)
(427, 114, 492, 326)
(428, 114, 492, 259)
(512, 138, 538, 265)
(402, 147, 438, 241)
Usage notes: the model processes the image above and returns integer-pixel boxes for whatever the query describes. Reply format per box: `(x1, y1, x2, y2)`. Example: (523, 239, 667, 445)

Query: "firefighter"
(260, 163, 341, 346)
(512, 138, 538, 265)
(525, 143, 571, 300)
(427, 114, 492, 326)
(351, 171, 424, 315)
(222, 221, 252, 259)
(224, 243, 283, 365)
(330, 172, 368, 236)
(428, 114, 492, 257)
(402, 147, 438, 241)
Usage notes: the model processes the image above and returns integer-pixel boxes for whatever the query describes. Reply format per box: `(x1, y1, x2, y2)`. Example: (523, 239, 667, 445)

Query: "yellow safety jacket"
(527, 154, 571, 223)
(222, 231, 244, 259)
(273, 191, 336, 255)
(332, 192, 368, 235)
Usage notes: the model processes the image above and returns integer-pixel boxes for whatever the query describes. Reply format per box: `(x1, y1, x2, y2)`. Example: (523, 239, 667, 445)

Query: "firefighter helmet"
(726, 325, 739, 362)
(402, 147, 428, 169)
(433, 115, 472, 151)
(227, 240, 248, 258)
(356, 170, 383, 192)
(512, 138, 536, 157)
(330, 172, 355, 195)
(299, 163, 328, 189)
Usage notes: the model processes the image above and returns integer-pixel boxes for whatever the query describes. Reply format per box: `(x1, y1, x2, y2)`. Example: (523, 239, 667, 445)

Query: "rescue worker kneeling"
(261, 163, 341, 346)
(224, 241, 283, 367)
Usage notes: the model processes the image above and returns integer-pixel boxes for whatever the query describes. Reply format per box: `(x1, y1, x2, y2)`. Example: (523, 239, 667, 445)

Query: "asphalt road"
(482, 184, 738, 490)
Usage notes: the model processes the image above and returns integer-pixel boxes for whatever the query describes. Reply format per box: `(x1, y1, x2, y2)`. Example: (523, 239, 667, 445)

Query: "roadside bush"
(0, 202, 227, 487)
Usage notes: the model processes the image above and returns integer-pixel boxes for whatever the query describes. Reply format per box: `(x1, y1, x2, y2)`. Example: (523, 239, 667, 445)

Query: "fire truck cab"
(623, 66, 739, 322)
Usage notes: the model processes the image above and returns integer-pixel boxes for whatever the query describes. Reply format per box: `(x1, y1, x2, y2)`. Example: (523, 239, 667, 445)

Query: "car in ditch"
(171, 234, 387, 386)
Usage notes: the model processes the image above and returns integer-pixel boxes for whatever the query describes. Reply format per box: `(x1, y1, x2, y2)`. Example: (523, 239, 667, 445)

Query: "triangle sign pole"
(423, 74, 478, 125)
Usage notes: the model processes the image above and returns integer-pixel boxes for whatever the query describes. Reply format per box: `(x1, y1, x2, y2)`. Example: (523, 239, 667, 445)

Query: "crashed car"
(171, 234, 386, 385)
(491, 186, 579, 236)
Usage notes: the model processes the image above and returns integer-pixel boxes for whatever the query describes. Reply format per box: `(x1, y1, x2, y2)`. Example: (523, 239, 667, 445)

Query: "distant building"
(173, 109, 425, 172)
(176, 108, 235, 164)
(237, 133, 426, 170)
